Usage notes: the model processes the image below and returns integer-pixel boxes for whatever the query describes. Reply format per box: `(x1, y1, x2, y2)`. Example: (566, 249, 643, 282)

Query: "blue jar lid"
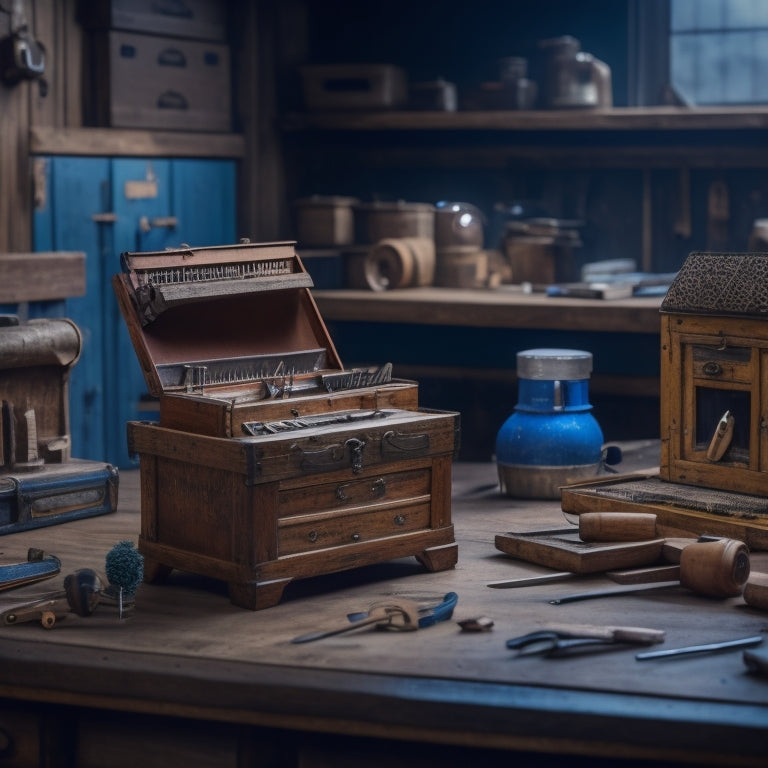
(516, 348, 593, 380)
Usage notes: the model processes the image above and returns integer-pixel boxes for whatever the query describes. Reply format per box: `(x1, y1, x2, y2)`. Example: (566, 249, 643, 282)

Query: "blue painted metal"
(495, 349, 605, 498)
(33, 156, 237, 467)
(47, 156, 111, 463)
(495, 404, 605, 468)
(109, 159, 174, 467)
(171, 158, 237, 246)
(496, 348, 604, 468)
(0, 463, 119, 534)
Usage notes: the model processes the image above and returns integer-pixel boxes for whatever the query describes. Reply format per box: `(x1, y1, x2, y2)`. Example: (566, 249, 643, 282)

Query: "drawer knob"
(702, 361, 723, 376)
(351, 532, 360, 542)
(308, 530, 318, 543)
(394, 514, 406, 526)
(371, 478, 386, 497)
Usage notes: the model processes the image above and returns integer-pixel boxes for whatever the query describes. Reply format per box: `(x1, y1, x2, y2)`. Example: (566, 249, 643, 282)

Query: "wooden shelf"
(312, 287, 663, 335)
(285, 106, 768, 133)
(29, 127, 247, 158)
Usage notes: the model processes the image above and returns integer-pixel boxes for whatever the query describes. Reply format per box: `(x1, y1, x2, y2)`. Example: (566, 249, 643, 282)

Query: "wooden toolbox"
(113, 241, 459, 609)
(0, 316, 118, 533)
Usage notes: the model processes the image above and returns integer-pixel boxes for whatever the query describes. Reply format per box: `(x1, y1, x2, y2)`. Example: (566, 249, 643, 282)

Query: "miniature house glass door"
(684, 339, 756, 467)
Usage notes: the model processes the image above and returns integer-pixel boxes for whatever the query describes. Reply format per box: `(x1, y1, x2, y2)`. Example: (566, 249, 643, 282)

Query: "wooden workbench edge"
(0, 637, 764, 766)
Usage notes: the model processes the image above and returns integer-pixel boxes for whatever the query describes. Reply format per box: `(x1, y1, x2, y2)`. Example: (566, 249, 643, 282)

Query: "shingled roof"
(661, 251, 768, 317)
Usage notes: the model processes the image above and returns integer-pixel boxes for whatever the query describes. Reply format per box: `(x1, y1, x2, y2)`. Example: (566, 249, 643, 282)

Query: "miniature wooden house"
(561, 251, 768, 551)
(660, 251, 768, 496)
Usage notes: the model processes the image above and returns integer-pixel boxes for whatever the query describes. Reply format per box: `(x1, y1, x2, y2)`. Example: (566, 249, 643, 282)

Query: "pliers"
(347, 591, 459, 628)
(291, 592, 458, 644)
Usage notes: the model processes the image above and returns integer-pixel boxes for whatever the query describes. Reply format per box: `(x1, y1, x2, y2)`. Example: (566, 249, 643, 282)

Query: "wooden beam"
(0, 252, 85, 301)
(285, 106, 768, 133)
(29, 127, 246, 158)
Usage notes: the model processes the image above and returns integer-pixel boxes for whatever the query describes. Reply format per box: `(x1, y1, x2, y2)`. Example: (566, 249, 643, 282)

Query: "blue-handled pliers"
(347, 591, 458, 628)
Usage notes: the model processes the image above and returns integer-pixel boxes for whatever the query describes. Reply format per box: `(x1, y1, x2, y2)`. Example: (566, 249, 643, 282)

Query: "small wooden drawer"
(279, 467, 431, 517)
(691, 344, 753, 384)
(278, 499, 431, 556)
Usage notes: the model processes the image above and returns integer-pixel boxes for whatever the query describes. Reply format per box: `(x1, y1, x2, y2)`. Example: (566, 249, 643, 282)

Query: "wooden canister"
(364, 237, 435, 291)
(293, 195, 358, 247)
(434, 247, 488, 288)
(679, 538, 750, 598)
(354, 201, 435, 244)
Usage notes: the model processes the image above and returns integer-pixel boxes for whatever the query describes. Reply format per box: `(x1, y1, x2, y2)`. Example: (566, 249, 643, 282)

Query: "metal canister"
(495, 348, 605, 499)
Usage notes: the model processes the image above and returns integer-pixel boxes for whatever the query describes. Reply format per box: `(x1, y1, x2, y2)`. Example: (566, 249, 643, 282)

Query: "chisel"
(636, 635, 763, 660)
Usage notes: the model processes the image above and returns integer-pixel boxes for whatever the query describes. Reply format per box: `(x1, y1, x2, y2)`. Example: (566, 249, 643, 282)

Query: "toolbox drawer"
(278, 467, 431, 517)
(278, 498, 431, 556)
(691, 343, 753, 384)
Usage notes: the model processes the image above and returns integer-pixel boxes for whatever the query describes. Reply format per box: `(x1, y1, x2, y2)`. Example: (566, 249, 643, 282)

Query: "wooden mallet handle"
(579, 512, 658, 542)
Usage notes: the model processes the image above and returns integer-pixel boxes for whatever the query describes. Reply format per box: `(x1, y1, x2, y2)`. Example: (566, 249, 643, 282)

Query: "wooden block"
(743, 571, 768, 611)
(0, 252, 85, 302)
(494, 528, 665, 574)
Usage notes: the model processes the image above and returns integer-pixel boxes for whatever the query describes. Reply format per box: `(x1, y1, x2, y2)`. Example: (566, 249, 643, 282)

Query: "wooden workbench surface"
(1, 441, 766, 766)
(311, 287, 663, 334)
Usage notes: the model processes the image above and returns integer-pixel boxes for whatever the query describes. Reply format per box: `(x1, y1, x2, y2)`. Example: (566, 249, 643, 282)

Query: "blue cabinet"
(34, 157, 236, 467)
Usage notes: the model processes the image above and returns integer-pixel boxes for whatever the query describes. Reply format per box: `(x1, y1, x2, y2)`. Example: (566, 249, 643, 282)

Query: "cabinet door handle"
(139, 216, 178, 233)
(702, 361, 723, 376)
(91, 212, 118, 223)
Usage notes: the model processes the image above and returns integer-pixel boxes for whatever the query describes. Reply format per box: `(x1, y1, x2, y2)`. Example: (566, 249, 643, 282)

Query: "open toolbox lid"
(112, 241, 345, 398)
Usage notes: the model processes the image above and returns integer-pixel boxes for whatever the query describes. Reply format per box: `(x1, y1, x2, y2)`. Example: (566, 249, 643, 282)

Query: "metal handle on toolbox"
(336, 477, 386, 502)
(296, 437, 367, 474)
(382, 430, 429, 458)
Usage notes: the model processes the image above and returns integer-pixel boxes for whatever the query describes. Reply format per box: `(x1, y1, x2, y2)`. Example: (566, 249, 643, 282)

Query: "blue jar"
(495, 348, 605, 499)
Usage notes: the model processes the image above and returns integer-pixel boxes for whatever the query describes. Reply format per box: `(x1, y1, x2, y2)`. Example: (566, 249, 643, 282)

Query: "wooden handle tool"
(544, 623, 665, 644)
(578, 512, 658, 542)
(550, 537, 750, 603)
(1, 599, 67, 629)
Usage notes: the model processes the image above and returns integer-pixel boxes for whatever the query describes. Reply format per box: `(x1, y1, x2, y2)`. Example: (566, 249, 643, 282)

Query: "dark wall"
(302, 0, 630, 105)
(283, 1, 766, 275)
